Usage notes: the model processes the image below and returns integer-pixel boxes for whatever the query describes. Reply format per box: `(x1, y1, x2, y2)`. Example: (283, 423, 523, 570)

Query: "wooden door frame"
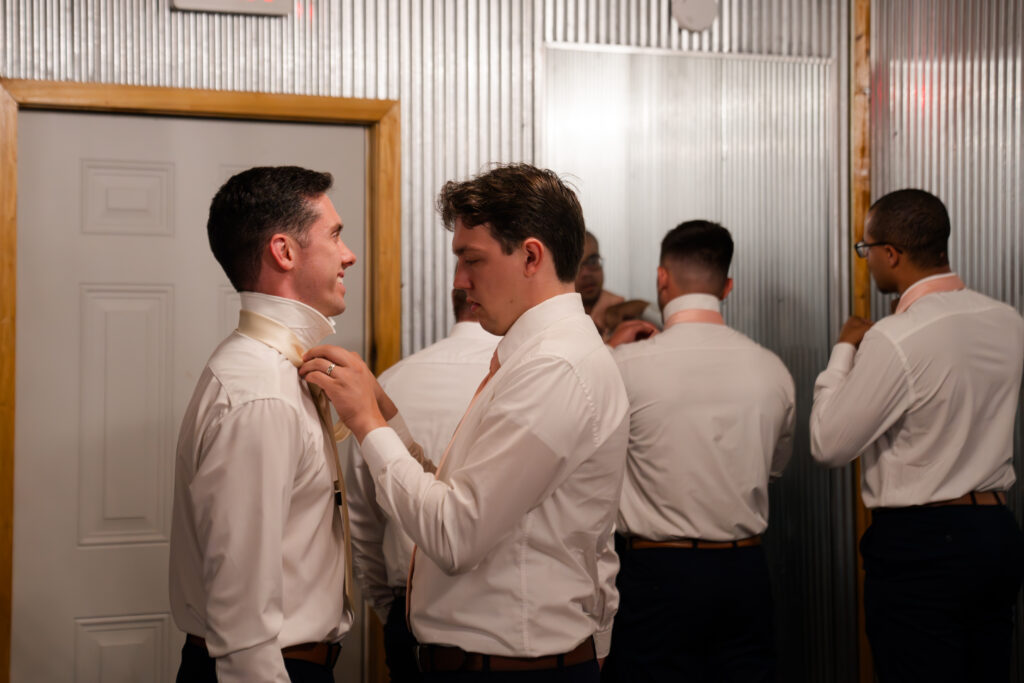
(0, 79, 401, 683)
(850, 0, 873, 679)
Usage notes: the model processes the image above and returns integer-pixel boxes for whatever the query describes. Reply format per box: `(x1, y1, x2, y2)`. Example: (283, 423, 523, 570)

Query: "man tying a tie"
(170, 166, 357, 683)
(810, 189, 1024, 682)
(602, 220, 795, 682)
(303, 163, 629, 682)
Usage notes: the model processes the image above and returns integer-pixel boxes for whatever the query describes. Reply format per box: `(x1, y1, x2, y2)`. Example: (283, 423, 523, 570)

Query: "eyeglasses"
(580, 254, 604, 270)
(854, 240, 903, 258)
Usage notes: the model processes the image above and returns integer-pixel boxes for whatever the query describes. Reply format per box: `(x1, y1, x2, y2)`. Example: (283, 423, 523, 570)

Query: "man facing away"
(346, 288, 499, 682)
(576, 230, 625, 337)
(302, 163, 630, 682)
(810, 189, 1024, 682)
(170, 167, 357, 683)
(602, 220, 794, 682)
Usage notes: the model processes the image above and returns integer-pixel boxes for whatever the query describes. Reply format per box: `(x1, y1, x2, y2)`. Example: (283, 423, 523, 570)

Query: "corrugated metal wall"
(871, 2, 1024, 677)
(1, 0, 843, 352)
(2, 2, 858, 681)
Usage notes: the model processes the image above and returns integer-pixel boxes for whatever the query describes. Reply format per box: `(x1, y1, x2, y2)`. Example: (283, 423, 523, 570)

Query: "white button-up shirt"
(346, 322, 499, 619)
(170, 293, 353, 683)
(810, 276, 1024, 508)
(359, 293, 629, 658)
(613, 294, 795, 541)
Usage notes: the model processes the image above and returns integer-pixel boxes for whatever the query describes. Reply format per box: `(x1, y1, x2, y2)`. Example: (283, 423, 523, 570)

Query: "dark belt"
(186, 634, 341, 668)
(416, 636, 596, 673)
(925, 490, 1005, 507)
(627, 535, 762, 550)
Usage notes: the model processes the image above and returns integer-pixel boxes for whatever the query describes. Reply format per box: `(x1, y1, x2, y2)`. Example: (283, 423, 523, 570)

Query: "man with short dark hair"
(576, 231, 625, 336)
(304, 163, 629, 682)
(346, 288, 499, 682)
(171, 166, 356, 683)
(811, 189, 1024, 682)
(604, 220, 794, 682)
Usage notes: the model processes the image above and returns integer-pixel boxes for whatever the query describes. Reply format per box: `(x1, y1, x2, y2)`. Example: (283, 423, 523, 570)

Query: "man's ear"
(268, 233, 298, 272)
(656, 265, 670, 293)
(522, 237, 545, 277)
(720, 277, 734, 301)
(884, 244, 901, 268)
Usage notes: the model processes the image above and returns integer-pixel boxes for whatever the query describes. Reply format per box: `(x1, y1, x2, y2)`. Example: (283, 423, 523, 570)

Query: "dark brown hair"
(437, 163, 585, 282)
(868, 189, 950, 268)
(207, 166, 333, 291)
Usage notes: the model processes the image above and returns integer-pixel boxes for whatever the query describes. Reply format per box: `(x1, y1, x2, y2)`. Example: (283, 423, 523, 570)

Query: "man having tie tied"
(303, 163, 629, 683)
(170, 167, 357, 682)
(603, 220, 795, 682)
(810, 189, 1024, 682)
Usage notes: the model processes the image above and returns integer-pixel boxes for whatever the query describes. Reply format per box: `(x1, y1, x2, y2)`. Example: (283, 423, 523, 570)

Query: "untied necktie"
(664, 307, 726, 328)
(236, 309, 354, 606)
(405, 350, 501, 625)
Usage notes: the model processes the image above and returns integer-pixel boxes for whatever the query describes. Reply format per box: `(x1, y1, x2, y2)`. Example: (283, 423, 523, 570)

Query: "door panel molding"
(0, 79, 401, 683)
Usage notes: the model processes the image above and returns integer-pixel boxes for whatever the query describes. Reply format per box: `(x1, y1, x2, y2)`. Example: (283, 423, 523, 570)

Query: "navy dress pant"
(175, 638, 335, 683)
(862, 504, 1024, 683)
(602, 533, 775, 683)
(385, 595, 423, 682)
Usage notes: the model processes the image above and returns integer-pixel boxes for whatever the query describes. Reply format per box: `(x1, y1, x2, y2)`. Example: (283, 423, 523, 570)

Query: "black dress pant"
(175, 638, 335, 683)
(602, 534, 775, 683)
(862, 505, 1024, 683)
(421, 660, 599, 683)
(385, 596, 423, 682)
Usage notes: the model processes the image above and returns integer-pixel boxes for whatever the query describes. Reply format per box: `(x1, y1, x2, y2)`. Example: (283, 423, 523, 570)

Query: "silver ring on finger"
(325, 362, 336, 377)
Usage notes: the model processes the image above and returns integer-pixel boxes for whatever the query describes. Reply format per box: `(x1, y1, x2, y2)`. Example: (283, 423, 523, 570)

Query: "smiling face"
(451, 218, 529, 336)
(291, 194, 357, 317)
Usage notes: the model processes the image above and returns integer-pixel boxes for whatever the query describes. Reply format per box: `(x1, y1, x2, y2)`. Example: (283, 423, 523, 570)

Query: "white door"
(14, 111, 368, 682)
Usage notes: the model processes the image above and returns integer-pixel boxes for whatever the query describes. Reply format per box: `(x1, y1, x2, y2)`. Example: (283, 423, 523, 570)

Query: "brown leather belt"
(186, 634, 341, 668)
(925, 490, 1006, 507)
(416, 636, 596, 673)
(628, 535, 762, 550)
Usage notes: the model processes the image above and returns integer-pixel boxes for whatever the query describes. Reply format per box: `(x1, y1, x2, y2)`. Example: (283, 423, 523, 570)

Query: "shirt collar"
(239, 292, 336, 353)
(899, 272, 961, 300)
(448, 321, 500, 341)
(662, 294, 721, 322)
(496, 293, 583, 366)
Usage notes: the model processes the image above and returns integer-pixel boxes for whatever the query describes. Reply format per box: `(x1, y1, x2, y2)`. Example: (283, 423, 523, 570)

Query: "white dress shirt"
(359, 293, 629, 658)
(613, 294, 795, 541)
(810, 275, 1024, 508)
(170, 292, 353, 683)
(346, 322, 499, 620)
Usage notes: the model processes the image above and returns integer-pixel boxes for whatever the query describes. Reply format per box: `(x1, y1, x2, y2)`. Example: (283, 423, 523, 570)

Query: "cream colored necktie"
(406, 350, 501, 624)
(236, 309, 354, 605)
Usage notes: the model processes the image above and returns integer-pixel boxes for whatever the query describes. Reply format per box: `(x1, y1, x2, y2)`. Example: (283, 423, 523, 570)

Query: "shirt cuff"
(593, 626, 613, 659)
(827, 342, 857, 373)
(387, 412, 416, 448)
(360, 426, 409, 478)
(215, 641, 290, 683)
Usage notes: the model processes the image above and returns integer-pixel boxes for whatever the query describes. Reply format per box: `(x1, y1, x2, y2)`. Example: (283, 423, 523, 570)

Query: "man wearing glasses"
(575, 231, 625, 336)
(810, 189, 1024, 682)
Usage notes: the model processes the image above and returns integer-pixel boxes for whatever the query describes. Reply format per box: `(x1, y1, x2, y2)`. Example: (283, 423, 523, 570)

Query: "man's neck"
(897, 265, 953, 295)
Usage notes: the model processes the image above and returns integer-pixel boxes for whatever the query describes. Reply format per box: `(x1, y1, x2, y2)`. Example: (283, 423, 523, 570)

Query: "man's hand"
(300, 345, 391, 442)
(607, 319, 660, 348)
(838, 316, 873, 348)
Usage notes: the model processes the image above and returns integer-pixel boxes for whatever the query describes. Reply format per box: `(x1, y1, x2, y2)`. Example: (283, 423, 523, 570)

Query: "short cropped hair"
(208, 166, 333, 291)
(868, 189, 950, 268)
(660, 220, 734, 289)
(437, 163, 585, 282)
